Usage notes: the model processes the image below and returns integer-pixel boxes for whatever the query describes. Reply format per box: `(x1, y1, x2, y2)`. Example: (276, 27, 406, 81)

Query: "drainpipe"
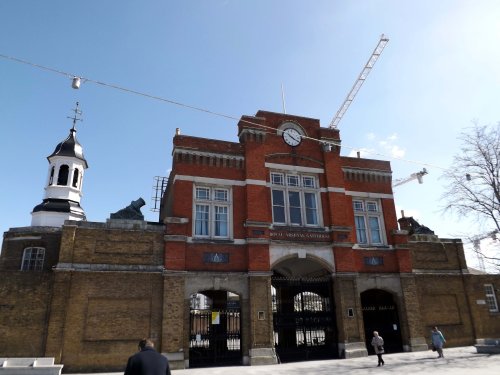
(455, 239, 478, 344)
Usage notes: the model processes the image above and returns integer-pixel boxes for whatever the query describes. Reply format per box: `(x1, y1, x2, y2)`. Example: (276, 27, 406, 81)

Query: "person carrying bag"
(371, 331, 385, 366)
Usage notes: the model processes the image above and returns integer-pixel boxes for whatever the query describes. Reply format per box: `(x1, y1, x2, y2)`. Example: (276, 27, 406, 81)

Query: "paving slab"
(67, 346, 500, 375)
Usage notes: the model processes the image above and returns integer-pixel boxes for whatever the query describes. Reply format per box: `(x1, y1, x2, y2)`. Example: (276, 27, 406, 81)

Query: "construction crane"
(329, 34, 389, 129)
(392, 168, 428, 188)
(467, 230, 499, 272)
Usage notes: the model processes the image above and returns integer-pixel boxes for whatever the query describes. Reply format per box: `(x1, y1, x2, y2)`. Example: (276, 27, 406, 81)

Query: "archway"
(188, 290, 241, 368)
(361, 289, 403, 354)
(271, 256, 337, 362)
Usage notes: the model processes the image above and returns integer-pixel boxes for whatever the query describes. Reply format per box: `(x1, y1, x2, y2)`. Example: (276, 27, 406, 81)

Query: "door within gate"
(189, 309, 241, 368)
(361, 289, 403, 355)
(272, 277, 338, 363)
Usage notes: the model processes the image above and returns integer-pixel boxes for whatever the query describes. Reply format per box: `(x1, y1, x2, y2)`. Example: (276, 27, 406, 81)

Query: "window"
(214, 206, 228, 236)
(194, 186, 231, 238)
(304, 192, 318, 225)
(287, 175, 299, 187)
(353, 199, 384, 245)
(271, 172, 320, 226)
(21, 247, 45, 271)
(302, 176, 315, 188)
(272, 173, 284, 185)
(196, 187, 210, 200)
(353, 201, 363, 211)
(485, 284, 499, 312)
(57, 165, 69, 186)
(48, 166, 55, 185)
(72, 168, 80, 188)
(195, 205, 209, 235)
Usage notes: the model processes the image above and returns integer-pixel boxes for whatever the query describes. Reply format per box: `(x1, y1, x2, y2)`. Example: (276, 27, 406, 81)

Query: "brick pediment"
(265, 153, 324, 168)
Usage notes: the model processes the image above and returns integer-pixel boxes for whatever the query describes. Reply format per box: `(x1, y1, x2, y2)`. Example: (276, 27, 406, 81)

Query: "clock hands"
(282, 127, 302, 146)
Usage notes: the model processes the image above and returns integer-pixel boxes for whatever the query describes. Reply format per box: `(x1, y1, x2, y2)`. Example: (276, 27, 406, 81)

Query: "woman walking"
(371, 331, 385, 366)
(431, 326, 446, 358)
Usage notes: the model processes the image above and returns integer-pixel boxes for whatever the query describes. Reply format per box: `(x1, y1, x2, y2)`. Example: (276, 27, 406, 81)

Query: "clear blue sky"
(1, 1, 499, 270)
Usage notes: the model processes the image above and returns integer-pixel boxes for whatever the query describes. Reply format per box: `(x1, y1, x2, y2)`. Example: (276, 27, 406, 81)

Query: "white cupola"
(31, 103, 89, 227)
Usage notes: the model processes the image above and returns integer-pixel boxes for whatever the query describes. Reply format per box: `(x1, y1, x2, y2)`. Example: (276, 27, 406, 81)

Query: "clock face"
(283, 128, 302, 146)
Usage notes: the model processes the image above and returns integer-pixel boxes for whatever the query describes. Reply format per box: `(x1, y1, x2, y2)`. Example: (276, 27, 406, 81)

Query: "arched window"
(294, 291, 325, 312)
(48, 166, 55, 185)
(72, 168, 79, 188)
(21, 247, 45, 271)
(57, 165, 69, 186)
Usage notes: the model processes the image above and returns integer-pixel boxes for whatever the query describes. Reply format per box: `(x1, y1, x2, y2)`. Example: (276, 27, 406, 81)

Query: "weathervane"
(67, 102, 83, 130)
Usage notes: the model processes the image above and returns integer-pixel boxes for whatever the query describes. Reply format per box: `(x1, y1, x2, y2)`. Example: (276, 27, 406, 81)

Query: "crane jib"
(329, 34, 389, 129)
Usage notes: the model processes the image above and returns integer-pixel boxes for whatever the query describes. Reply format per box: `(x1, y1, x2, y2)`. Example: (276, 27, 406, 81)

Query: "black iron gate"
(189, 309, 241, 367)
(361, 289, 403, 355)
(272, 277, 338, 363)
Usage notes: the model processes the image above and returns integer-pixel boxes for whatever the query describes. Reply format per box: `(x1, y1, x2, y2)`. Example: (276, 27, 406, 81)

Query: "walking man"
(125, 338, 171, 375)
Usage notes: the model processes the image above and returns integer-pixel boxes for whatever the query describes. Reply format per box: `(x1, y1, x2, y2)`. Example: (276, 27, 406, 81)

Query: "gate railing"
(272, 277, 338, 362)
(189, 309, 241, 367)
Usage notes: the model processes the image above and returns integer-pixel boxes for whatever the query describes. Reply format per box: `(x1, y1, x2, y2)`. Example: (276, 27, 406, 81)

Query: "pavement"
(69, 346, 500, 375)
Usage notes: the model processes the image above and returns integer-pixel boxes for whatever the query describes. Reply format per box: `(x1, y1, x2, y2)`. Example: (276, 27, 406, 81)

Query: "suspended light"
(72, 77, 81, 89)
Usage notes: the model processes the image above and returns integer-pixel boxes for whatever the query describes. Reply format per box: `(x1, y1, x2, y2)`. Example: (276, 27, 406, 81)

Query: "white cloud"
(366, 132, 376, 140)
(390, 145, 405, 158)
(388, 133, 398, 141)
(345, 132, 406, 160)
(373, 133, 406, 159)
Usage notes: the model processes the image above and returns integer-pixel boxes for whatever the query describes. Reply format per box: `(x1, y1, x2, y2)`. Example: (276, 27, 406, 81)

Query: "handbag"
(431, 344, 436, 352)
(377, 345, 384, 351)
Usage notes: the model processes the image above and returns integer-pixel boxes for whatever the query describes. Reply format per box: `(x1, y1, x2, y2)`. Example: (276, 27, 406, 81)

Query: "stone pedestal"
(162, 352, 186, 370)
(0, 358, 63, 375)
(405, 336, 429, 352)
(338, 342, 368, 358)
(249, 348, 278, 365)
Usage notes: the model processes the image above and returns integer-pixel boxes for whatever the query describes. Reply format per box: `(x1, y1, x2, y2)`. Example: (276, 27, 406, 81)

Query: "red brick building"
(159, 110, 490, 367)
(1, 109, 499, 372)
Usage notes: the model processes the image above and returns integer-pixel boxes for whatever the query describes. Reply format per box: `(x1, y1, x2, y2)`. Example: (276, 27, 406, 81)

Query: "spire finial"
(67, 101, 83, 131)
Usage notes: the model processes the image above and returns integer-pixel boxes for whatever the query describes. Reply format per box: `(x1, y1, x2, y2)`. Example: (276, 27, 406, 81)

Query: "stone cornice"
(164, 235, 188, 242)
(54, 263, 164, 272)
(173, 147, 244, 160)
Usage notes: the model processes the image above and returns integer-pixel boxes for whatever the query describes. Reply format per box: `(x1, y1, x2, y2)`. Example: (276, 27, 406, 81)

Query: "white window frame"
(193, 185, 232, 239)
(485, 284, 499, 312)
(21, 247, 45, 271)
(270, 172, 321, 227)
(352, 199, 385, 245)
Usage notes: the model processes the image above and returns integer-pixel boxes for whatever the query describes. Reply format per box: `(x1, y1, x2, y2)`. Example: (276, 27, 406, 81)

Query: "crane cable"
(0, 52, 446, 171)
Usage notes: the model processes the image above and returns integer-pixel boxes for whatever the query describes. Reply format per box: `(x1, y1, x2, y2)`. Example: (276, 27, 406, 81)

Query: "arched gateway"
(271, 256, 338, 362)
(361, 289, 403, 354)
(189, 290, 241, 368)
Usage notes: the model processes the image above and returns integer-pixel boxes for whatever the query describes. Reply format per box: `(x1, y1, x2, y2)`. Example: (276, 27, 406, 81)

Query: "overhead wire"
(0, 52, 447, 171)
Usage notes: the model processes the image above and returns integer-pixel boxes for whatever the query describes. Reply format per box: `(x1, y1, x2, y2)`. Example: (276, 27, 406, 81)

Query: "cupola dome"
(48, 127, 88, 167)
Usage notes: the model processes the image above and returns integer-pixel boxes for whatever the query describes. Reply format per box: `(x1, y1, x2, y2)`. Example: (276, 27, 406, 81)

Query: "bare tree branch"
(441, 122, 500, 271)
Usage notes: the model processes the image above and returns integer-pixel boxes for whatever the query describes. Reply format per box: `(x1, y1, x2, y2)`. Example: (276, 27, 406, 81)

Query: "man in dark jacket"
(125, 338, 171, 375)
